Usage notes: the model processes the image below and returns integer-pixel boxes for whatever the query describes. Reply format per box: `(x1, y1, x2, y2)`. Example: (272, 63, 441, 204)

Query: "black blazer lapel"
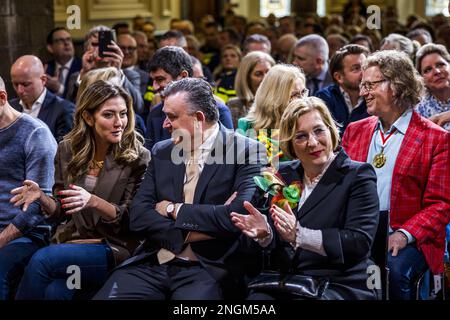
(297, 150, 349, 220)
(278, 160, 302, 186)
(171, 162, 185, 203)
(167, 145, 186, 203)
(37, 91, 53, 124)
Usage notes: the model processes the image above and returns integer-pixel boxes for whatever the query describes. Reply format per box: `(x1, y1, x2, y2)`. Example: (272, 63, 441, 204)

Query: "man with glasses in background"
(342, 50, 449, 300)
(44, 27, 81, 98)
(117, 33, 149, 95)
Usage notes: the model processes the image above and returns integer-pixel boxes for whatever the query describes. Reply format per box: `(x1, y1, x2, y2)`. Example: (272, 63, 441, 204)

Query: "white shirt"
(20, 88, 47, 118)
(339, 86, 364, 114)
(184, 123, 220, 179)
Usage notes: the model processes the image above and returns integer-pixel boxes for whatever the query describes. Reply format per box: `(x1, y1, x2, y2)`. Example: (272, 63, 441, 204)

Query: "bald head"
(12, 55, 45, 76)
(11, 55, 47, 108)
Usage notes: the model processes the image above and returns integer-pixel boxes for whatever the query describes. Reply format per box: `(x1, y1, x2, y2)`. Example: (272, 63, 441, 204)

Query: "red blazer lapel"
(359, 117, 378, 161)
(345, 116, 378, 162)
(390, 112, 426, 208)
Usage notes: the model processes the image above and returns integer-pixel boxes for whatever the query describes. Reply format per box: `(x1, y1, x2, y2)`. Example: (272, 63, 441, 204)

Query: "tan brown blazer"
(50, 139, 150, 265)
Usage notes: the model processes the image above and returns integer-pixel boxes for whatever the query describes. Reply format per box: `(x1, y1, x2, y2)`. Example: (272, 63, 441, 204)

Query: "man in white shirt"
(45, 27, 82, 97)
(10, 55, 75, 142)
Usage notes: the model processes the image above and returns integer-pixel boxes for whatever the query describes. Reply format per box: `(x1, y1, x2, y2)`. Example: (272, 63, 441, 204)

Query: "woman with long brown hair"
(11, 80, 150, 299)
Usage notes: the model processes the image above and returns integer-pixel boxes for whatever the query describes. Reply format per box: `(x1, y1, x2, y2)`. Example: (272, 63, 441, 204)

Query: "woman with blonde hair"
(237, 64, 307, 164)
(227, 51, 275, 127)
(214, 44, 242, 103)
(11, 81, 150, 299)
(415, 43, 450, 130)
(231, 97, 379, 300)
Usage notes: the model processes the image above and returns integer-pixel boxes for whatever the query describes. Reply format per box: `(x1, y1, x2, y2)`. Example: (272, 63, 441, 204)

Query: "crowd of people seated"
(0, 1, 449, 300)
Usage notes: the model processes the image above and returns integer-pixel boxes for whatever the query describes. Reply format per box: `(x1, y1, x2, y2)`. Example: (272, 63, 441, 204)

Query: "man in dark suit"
(315, 44, 370, 135)
(45, 27, 82, 98)
(10, 55, 75, 142)
(94, 78, 266, 300)
(292, 34, 334, 96)
(145, 46, 233, 150)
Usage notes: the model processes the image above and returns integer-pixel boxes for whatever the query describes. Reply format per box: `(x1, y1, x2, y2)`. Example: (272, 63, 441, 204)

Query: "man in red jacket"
(342, 50, 449, 300)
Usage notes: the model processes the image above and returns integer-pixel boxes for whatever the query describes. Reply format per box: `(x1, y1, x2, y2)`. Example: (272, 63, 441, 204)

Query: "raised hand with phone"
(80, 28, 124, 78)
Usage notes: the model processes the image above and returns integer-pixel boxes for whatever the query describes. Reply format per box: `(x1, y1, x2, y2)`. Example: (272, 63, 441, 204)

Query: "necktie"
(311, 78, 320, 95)
(58, 66, 66, 84)
(156, 149, 201, 264)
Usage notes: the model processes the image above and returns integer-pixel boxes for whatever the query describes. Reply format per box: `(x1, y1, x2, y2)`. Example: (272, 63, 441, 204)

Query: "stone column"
(0, 0, 54, 98)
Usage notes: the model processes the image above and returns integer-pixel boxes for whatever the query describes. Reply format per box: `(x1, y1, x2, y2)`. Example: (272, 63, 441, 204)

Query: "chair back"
(371, 210, 390, 300)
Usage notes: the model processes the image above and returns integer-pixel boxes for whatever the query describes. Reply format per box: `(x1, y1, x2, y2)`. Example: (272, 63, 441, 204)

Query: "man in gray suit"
(117, 33, 149, 95)
(292, 34, 333, 96)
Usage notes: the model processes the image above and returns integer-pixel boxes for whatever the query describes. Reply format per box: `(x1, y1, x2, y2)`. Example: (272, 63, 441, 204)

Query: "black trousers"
(93, 258, 223, 300)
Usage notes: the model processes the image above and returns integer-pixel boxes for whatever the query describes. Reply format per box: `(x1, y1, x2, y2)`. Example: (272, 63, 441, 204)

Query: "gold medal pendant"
(372, 152, 386, 168)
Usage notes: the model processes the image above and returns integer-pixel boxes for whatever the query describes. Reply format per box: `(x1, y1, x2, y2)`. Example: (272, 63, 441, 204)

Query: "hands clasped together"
(231, 201, 298, 244)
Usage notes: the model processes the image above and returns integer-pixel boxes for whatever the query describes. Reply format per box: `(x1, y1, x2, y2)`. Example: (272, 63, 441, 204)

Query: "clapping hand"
(58, 184, 92, 215)
(10, 180, 42, 212)
(231, 201, 269, 239)
(270, 202, 297, 243)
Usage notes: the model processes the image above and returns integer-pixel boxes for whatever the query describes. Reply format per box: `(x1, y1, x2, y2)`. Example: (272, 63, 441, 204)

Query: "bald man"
(118, 33, 149, 95)
(10, 55, 75, 142)
(0, 76, 57, 299)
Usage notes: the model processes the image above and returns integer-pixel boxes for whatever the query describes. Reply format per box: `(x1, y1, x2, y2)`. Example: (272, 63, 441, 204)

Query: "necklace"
(91, 159, 104, 170)
(372, 128, 397, 168)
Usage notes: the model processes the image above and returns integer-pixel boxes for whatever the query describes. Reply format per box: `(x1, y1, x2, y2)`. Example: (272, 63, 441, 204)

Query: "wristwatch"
(166, 202, 175, 218)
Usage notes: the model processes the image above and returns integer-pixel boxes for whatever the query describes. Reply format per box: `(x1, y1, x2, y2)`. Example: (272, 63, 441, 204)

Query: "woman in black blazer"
(231, 96, 380, 300)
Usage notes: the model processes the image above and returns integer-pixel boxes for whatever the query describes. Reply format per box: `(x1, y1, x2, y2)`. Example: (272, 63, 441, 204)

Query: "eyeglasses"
(359, 79, 387, 92)
(53, 37, 72, 44)
(290, 88, 309, 100)
(119, 46, 137, 53)
(294, 126, 328, 144)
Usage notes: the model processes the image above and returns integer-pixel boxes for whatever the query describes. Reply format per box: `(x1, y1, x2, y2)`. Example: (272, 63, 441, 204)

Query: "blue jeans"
(15, 243, 113, 300)
(0, 236, 41, 300)
(387, 243, 428, 300)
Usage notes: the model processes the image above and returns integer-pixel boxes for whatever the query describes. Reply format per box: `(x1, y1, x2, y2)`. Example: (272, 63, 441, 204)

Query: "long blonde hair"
(76, 67, 125, 102)
(65, 80, 143, 183)
(245, 64, 305, 131)
(234, 51, 275, 107)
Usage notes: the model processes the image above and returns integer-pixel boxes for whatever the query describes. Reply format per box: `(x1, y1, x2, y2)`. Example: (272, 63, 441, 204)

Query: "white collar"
(56, 57, 74, 70)
(20, 88, 47, 110)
